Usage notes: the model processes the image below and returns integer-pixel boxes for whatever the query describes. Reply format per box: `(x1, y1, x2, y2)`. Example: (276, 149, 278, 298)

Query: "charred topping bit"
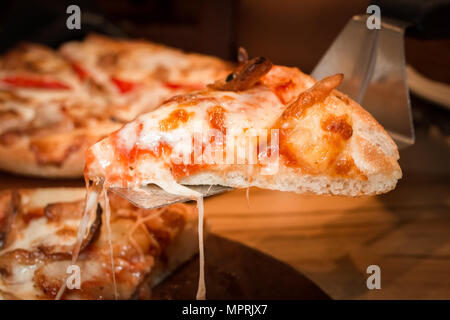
(1, 190, 21, 250)
(78, 204, 102, 253)
(281, 73, 343, 120)
(225, 73, 236, 82)
(208, 56, 273, 92)
(238, 47, 249, 64)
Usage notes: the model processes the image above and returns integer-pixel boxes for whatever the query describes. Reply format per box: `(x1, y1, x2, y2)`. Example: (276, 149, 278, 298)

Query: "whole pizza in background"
(0, 34, 231, 178)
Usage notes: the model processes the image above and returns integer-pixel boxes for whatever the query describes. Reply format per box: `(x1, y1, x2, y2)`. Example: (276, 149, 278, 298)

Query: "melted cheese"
(102, 186, 118, 299)
(55, 187, 99, 300)
(195, 196, 206, 300)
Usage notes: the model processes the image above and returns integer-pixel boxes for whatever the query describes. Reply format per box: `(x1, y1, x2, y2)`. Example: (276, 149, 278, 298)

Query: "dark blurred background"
(1, 0, 449, 175)
(1, 0, 448, 76)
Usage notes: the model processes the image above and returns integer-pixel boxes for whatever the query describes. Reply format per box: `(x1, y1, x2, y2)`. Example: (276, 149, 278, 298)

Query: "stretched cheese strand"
(55, 185, 99, 300)
(155, 179, 206, 299)
(195, 196, 206, 300)
(102, 187, 119, 299)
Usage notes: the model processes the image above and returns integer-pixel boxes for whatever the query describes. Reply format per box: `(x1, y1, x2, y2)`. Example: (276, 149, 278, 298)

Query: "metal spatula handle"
(312, 14, 415, 148)
(372, 0, 450, 38)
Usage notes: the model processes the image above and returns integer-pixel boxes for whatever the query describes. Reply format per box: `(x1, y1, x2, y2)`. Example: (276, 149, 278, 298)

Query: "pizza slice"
(0, 188, 199, 300)
(84, 57, 401, 197)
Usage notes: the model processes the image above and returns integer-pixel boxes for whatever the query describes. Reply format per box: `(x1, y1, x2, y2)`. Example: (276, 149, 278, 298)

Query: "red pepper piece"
(111, 77, 136, 94)
(0, 76, 71, 89)
(72, 62, 89, 81)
